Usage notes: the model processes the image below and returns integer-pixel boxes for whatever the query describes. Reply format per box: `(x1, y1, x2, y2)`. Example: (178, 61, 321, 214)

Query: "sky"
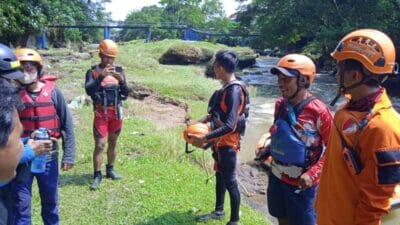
(105, 0, 248, 21)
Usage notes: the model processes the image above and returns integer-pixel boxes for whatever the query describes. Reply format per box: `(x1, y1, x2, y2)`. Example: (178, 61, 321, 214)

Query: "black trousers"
(214, 146, 240, 222)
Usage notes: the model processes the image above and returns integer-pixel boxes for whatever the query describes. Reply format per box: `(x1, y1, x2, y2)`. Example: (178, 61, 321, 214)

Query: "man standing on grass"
(256, 54, 332, 225)
(13, 48, 75, 225)
(190, 50, 249, 225)
(85, 39, 129, 190)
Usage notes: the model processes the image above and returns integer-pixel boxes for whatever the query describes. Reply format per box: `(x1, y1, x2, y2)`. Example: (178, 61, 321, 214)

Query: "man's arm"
(52, 88, 76, 166)
(85, 68, 101, 96)
(117, 69, 129, 99)
(354, 128, 400, 225)
(205, 85, 242, 140)
(304, 105, 333, 184)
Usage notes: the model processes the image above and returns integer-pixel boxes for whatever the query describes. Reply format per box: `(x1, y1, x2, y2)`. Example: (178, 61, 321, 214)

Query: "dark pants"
(267, 173, 317, 225)
(13, 159, 59, 225)
(214, 146, 240, 222)
(0, 183, 15, 225)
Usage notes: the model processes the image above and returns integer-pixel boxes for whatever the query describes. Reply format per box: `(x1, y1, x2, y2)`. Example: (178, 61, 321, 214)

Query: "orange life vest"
(209, 81, 247, 149)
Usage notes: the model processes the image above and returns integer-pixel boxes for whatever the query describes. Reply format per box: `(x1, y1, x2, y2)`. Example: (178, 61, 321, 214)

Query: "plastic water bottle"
(30, 128, 49, 173)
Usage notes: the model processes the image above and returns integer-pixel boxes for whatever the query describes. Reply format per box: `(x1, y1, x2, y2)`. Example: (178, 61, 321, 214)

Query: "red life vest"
(19, 75, 61, 138)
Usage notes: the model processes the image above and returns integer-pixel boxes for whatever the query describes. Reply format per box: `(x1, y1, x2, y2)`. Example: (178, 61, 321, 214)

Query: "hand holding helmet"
(182, 123, 211, 148)
(254, 133, 271, 161)
(102, 64, 124, 83)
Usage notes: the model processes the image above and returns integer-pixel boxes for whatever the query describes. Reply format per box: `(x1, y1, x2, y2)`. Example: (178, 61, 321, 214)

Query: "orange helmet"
(331, 29, 396, 74)
(14, 48, 43, 69)
(182, 123, 210, 144)
(271, 54, 316, 84)
(256, 133, 270, 150)
(98, 39, 117, 58)
(101, 75, 119, 87)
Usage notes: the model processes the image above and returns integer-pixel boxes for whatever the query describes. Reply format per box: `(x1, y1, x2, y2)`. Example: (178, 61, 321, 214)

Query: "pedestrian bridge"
(37, 22, 260, 48)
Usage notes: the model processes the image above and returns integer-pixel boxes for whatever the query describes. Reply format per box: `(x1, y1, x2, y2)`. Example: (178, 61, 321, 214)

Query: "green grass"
(29, 39, 270, 225)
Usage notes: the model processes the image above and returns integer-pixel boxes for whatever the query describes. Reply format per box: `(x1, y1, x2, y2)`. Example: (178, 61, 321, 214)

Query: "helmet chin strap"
(287, 77, 304, 101)
(288, 86, 300, 101)
(329, 71, 370, 106)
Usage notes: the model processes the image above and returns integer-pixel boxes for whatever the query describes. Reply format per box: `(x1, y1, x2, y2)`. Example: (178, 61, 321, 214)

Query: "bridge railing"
(40, 23, 260, 48)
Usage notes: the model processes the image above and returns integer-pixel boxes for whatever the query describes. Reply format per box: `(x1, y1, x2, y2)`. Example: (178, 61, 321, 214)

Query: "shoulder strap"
(279, 96, 316, 125)
(223, 80, 249, 116)
(294, 96, 316, 116)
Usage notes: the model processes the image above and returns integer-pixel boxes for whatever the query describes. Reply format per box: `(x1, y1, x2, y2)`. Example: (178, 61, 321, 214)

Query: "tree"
(236, 0, 400, 66)
(0, 0, 111, 46)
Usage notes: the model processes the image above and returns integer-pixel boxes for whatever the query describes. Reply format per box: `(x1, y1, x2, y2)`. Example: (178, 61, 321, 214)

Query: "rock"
(249, 167, 259, 177)
(237, 54, 257, 69)
(205, 52, 257, 78)
(159, 45, 213, 65)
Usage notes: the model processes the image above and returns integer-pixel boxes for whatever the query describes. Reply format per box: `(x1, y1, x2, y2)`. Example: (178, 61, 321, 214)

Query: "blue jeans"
(13, 159, 59, 225)
(267, 173, 317, 225)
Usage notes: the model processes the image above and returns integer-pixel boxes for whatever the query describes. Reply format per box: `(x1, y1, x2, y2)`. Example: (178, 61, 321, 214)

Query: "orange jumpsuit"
(315, 90, 400, 225)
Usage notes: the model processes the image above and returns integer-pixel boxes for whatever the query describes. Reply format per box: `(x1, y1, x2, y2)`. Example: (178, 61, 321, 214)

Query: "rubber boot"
(90, 171, 102, 190)
(106, 164, 122, 180)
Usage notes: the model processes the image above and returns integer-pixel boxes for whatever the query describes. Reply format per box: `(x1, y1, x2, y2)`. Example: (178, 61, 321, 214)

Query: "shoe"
(90, 176, 102, 190)
(195, 211, 225, 222)
(226, 222, 239, 225)
(106, 170, 122, 179)
(106, 164, 122, 180)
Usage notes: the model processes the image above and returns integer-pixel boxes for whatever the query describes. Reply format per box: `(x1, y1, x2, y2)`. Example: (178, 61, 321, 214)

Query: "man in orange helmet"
(315, 29, 400, 225)
(85, 39, 129, 190)
(256, 54, 332, 225)
(13, 48, 75, 225)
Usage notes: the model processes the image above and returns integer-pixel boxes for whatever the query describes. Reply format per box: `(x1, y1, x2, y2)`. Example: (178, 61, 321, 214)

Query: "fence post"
(36, 31, 48, 49)
(146, 28, 151, 43)
(104, 27, 110, 39)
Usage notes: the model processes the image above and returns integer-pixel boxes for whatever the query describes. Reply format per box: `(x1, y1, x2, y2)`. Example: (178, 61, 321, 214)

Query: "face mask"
(18, 70, 38, 85)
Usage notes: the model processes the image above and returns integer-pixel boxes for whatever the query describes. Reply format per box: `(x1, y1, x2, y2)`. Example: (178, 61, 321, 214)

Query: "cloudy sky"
(105, 0, 248, 21)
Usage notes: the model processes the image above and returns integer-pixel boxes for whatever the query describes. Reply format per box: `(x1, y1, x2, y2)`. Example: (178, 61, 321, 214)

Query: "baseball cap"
(270, 66, 301, 78)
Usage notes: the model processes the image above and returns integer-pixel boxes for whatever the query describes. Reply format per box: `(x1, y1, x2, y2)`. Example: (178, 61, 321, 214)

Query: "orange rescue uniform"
(316, 90, 400, 225)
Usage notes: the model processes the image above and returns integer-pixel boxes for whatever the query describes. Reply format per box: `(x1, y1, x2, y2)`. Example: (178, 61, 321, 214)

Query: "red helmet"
(271, 54, 316, 84)
(98, 39, 118, 58)
(14, 48, 44, 70)
(182, 123, 210, 144)
(331, 29, 396, 74)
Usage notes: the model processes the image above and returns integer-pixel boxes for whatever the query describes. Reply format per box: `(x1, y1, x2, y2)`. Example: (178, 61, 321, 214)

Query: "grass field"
(28, 39, 270, 225)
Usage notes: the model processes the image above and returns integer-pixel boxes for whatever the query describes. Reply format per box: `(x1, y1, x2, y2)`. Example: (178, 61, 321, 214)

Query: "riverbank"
(31, 40, 270, 224)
